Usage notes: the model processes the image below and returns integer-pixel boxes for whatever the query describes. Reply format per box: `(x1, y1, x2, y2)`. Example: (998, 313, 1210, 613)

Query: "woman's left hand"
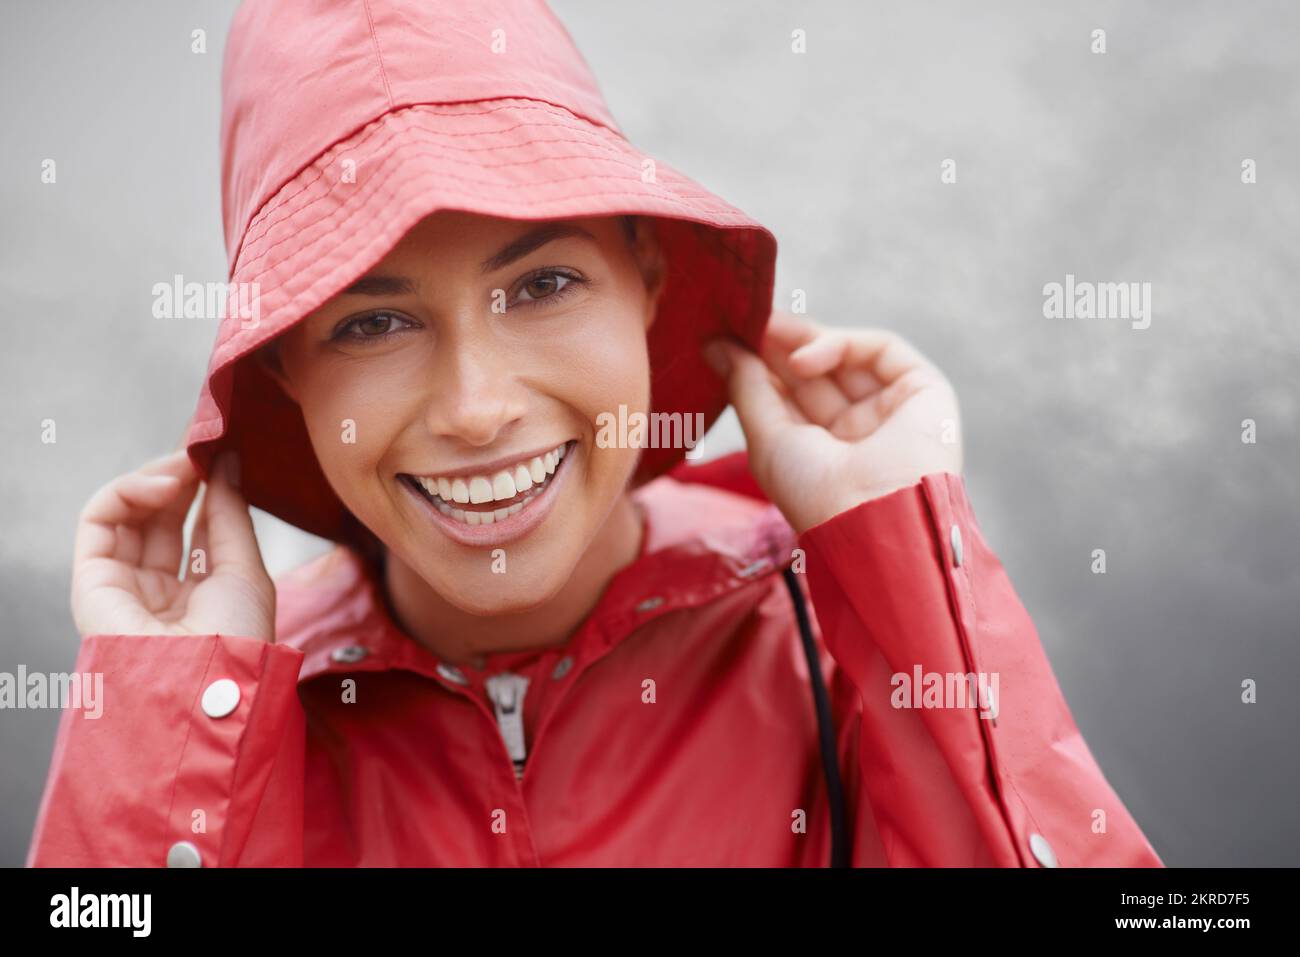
(703, 309, 963, 535)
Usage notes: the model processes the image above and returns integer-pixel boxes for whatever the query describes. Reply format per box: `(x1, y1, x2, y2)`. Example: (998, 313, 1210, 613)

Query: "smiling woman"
(28, 0, 1164, 872)
(259, 211, 667, 640)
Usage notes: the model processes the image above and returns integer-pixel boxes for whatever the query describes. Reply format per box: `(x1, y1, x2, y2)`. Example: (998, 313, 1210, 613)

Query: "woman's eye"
(513, 270, 582, 305)
(334, 312, 413, 342)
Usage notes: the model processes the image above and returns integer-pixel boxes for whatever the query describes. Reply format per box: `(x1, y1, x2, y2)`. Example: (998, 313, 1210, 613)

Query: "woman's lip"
(400, 441, 574, 547)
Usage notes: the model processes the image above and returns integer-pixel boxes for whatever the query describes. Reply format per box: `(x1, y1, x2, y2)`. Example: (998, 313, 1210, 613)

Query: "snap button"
(200, 678, 240, 718)
(635, 596, 664, 613)
(436, 663, 469, 685)
(331, 645, 369, 664)
(950, 524, 964, 567)
(166, 840, 202, 868)
(1028, 832, 1058, 868)
(551, 656, 574, 680)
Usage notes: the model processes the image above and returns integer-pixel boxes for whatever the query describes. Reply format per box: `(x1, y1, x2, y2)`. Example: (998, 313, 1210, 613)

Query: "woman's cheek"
(298, 373, 398, 518)
(567, 310, 650, 492)
(537, 304, 652, 433)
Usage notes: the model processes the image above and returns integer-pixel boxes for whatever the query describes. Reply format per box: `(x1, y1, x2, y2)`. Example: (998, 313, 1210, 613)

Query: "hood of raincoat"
(183, 0, 777, 545)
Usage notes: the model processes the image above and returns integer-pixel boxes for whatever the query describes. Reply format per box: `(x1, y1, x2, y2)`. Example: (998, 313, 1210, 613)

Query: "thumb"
(702, 338, 795, 444)
(202, 452, 269, 581)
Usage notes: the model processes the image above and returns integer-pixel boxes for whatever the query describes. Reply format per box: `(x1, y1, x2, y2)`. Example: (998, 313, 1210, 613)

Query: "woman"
(28, 0, 1161, 867)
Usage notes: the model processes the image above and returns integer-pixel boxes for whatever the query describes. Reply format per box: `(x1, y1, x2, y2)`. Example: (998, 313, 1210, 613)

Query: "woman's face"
(270, 211, 663, 614)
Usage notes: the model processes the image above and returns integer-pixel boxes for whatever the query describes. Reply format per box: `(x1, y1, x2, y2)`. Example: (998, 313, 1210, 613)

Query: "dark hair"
(620, 214, 638, 245)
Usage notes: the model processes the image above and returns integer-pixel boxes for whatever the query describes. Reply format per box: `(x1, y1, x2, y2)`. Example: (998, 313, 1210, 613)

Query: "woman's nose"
(422, 332, 529, 447)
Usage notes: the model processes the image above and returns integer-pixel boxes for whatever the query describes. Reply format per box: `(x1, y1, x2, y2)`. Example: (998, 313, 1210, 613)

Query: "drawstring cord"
(782, 567, 849, 867)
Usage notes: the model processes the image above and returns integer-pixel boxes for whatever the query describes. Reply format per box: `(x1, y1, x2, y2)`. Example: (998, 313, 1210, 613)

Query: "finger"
(185, 488, 210, 582)
(831, 367, 935, 441)
(833, 364, 886, 402)
(767, 315, 891, 400)
(78, 451, 199, 568)
(138, 447, 197, 478)
(762, 309, 822, 351)
(140, 457, 203, 575)
(757, 332, 853, 424)
(798, 329, 938, 385)
(763, 317, 889, 414)
(202, 453, 269, 578)
(787, 332, 852, 377)
(75, 472, 186, 565)
(704, 339, 803, 441)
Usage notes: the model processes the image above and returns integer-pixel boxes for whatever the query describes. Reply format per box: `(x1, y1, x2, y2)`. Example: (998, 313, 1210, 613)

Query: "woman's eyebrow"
(340, 275, 418, 296)
(339, 223, 597, 295)
(479, 222, 597, 274)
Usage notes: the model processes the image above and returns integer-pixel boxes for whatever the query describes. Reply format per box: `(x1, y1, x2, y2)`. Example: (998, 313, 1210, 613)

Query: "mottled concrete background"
(1, 1, 1296, 866)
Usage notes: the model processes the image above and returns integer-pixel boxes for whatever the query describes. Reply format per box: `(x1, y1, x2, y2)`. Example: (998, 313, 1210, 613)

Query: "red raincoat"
(27, 451, 1163, 867)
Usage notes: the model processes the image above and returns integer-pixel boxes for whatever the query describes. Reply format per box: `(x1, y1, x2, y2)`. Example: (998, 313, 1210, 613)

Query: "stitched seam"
(925, 481, 1034, 863)
(217, 641, 284, 866)
(238, 144, 637, 273)
(236, 110, 723, 269)
(238, 164, 713, 280)
(241, 105, 611, 237)
(232, 152, 736, 283)
(240, 100, 633, 242)
(954, 497, 1050, 860)
(163, 637, 220, 862)
(362, 0, 395, 108)
(241, 134, 654, 250)
(229, 100, 592, 266)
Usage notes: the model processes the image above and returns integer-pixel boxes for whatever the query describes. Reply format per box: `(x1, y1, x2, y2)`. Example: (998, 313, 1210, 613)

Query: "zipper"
(484, 672, 530, 781)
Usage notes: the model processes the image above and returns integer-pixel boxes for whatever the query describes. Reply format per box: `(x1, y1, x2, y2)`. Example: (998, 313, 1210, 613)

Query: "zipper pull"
(484, 672, 530, 780)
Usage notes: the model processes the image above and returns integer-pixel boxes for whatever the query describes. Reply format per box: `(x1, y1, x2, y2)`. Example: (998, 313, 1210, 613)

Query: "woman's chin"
(421, 567, 573, 619)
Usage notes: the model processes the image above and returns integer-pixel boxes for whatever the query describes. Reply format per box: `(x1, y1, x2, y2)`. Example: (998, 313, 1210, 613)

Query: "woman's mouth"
(399, 440, 575, 546)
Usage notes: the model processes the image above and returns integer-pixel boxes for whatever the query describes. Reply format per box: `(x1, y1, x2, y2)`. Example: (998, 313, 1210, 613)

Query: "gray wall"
(1, 0, 1296, 866)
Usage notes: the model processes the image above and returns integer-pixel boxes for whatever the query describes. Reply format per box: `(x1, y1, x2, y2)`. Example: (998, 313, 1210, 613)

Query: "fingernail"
(702, 340, 731, 376)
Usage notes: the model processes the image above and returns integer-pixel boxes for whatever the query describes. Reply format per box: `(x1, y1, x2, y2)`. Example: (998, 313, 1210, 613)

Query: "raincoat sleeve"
(797, 472, 1163, 867)
(26, 632, 305, 867)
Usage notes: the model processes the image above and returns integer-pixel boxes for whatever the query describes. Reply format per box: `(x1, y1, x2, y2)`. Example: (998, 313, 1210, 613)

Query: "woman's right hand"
(71, 449, 276, 641)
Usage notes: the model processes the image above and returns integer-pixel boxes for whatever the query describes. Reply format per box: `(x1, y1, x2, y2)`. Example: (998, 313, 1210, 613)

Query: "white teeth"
(468, 476, 493, 504)
(491, 470, 516, 501)
(412, 442, 572, 524)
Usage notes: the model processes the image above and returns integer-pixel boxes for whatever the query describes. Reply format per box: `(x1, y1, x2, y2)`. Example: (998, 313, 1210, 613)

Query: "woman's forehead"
(382, 211, 623, 261)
